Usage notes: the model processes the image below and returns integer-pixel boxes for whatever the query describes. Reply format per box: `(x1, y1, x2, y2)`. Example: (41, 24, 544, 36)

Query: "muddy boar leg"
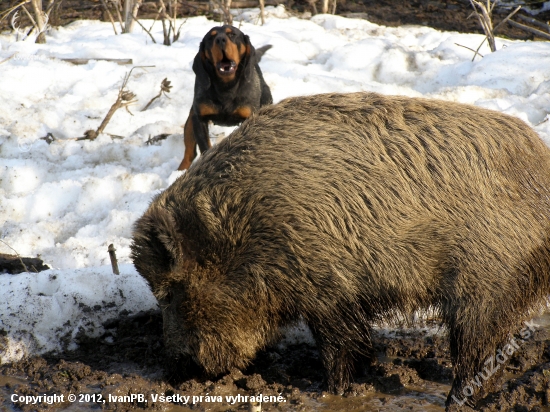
(443, 302, 509, 409)
(312, 323, 373, 394)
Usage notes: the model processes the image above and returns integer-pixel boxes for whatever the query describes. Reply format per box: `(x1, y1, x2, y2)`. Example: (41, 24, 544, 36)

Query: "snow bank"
(1, 8, 550, 362)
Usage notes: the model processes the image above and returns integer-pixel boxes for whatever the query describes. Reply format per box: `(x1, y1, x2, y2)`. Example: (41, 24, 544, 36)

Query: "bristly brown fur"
(132, 92, 550, 409)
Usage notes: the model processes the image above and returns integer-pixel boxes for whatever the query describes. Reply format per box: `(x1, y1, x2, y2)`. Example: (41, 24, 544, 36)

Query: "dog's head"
(194, 25, 255, 85)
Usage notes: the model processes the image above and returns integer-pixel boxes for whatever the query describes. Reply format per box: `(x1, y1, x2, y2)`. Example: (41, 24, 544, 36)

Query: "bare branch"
(470, 0, 496, 52)
(100, 0, 119, 35)
(21, 4, 38, 30)
(147, 5, 163, 33)
(145, 133, 170, 145)
(123, 0, 141, 33)
(471, 36, 487, 61)
(78, 66, 153, 141)
(467, 0, 520, 58)
(0, 0, 30, 22)
(516, 14, 550, 32)
(30, 0, 47, 43)
(454, 42, 485, 60)
(508, 19, 550, 41)
(158, 0, 171, 45)
(307, 0, 318, 15)
(131, 13, 156, 43)
(258, 0, 265, 24)
(493, 5, 522, 33)
(174, 17, 187, 41)
(44, 0, 57, 16)
(112, 0, 126, 33)
(0, 53, 18, 65)
(108, 244, 120, 275)
(59, 58, 133, 65)
(141, 78, 172, 111)
(225, 0, 233, 24)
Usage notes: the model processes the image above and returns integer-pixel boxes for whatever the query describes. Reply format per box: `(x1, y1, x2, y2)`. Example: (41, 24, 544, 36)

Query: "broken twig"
(455, 42, 485, 59)
(100, 0, 119, 35)
(131, 13, 156, 43)
(79, 66, 152, 140)
(508, 19, 550, 41)
(59, 58, 133, 65)
(145, 133, 170, 145)
(108, 244, 120, 275)
(459, 4, 521, 61)
(40, 132, 56, 144)
(516, 14, 550, 32)
(141, 78, 172, 111)
(0, 53, 17, 65)
(469, 0, 497, 52)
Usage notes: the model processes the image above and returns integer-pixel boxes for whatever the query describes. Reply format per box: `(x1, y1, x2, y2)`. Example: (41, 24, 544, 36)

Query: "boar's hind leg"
(443, 294, 512, 409)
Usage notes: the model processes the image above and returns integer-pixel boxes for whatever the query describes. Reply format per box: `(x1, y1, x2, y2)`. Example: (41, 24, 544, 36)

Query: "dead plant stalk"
(79, 67, 153, 141)
(470, 0, 497, 52)
(142, 78, 172, 111)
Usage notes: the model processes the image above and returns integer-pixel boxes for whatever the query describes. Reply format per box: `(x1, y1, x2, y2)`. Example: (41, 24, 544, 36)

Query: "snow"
(0, 265, 157, 362)
(1, 6, 550, 363)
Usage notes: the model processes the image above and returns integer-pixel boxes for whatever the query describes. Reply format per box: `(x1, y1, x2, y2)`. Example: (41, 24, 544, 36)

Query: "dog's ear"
(192, 42, 211, 89)
(241, 34, 257, 77)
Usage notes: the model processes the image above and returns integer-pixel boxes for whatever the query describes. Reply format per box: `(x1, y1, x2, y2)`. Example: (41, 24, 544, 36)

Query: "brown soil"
(0, 254, 50, 275)
(1, 310, 550, 411)
(2, 1, 550, 411)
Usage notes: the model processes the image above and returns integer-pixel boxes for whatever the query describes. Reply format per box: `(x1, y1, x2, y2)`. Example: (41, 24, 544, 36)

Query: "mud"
(1, 310, 550, 411)
(0, 254, 50, 275)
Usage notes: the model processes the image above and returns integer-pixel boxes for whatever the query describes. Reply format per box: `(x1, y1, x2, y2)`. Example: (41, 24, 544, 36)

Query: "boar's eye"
(158, 290, 173, 307)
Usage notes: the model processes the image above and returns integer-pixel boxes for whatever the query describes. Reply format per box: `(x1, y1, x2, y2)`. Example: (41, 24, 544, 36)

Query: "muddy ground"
(2, 0, 550, 411)
(2, 310, 550, 411)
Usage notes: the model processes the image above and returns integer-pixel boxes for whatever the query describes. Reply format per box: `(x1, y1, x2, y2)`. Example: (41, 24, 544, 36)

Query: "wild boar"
(131, 92, 550, 408)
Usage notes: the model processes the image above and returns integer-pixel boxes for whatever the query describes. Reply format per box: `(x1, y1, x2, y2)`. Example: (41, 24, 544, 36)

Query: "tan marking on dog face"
(225, 27, 232, 34)
(210, 42, 224, 66)
(232, 106, 252, 119)
(210, 30, 217, 36)
(221, 39, 240, 66)
(209, 33, 241, 82)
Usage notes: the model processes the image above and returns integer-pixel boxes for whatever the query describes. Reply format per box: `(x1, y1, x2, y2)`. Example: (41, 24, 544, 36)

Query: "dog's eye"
(227, 32, 235, 38)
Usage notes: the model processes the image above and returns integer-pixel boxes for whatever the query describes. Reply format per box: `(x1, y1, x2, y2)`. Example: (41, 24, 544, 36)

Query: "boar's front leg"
(309, 312, 373, 394)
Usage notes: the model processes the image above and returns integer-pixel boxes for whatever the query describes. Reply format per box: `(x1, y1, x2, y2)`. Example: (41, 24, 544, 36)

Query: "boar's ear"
(194, 192, 222, 235)
(131, 205, 189, 288)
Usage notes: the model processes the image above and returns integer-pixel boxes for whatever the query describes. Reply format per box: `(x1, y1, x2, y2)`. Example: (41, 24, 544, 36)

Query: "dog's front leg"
(193, 109, 212, 154)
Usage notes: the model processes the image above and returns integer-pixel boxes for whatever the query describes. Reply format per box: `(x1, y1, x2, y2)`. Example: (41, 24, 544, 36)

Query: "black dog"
(178, 25, 273, 170)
